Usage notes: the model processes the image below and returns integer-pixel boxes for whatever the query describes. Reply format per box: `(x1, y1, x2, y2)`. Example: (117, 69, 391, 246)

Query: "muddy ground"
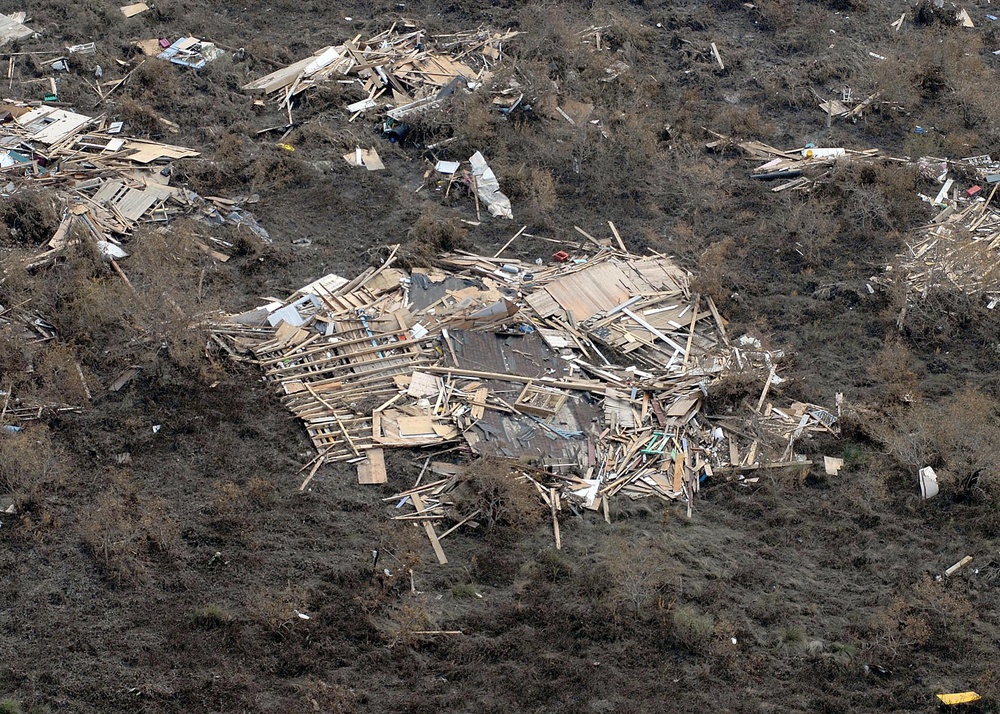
(2, 0, 1000, 712)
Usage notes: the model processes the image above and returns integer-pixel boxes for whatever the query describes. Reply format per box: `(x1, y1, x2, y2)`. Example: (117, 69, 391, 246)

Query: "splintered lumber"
(893, 198, 1000, 303)
(242, 26, 519, 122)
(550, 487, 561, 549)
(411, 492, 448, 564)
(945, 555, 973, 577)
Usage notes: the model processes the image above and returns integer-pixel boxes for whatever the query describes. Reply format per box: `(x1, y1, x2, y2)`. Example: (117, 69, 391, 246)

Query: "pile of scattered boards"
(893, 190, 1000, 305)
(706, 131, 882, 193)
(211, 227, 838, 534)
(0, 101, 265, 267)
(242, 23, 519, 121)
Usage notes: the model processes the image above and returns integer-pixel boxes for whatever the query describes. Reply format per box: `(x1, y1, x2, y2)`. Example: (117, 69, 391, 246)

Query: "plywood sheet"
(18, 108, 92, 145)
(121, 140, 200, 163)
(116, 186, 165, 221)
(0, 13, 33, 46)
(398, 415, 436, 438)
(407, 371, 443, 399)
(357, 448, 387, 484)
(120, 3, 150, 17)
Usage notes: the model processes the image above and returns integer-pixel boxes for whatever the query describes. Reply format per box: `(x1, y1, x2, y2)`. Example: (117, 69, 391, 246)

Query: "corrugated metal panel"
(449, 329, 598, 466)
(542, 261, 634, 322)
(115, 186, 163, 221)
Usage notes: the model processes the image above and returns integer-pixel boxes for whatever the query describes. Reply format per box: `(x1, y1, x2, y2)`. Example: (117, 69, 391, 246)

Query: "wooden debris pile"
(706, 131, 881, 193)
(891, 191, 1000, 304)
(814, 88, 885, 123)
(242, 23, 519, 122)
(0, 101, 267, 267)
(212, 230, 837, 523)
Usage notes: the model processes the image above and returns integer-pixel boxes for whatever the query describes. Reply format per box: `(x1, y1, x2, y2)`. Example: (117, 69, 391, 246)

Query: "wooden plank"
(672, 452, 685, 492)
(410, 492, 448, 564)
(120, 2, 150, 17)
(357, 448, 387, 484)
(469, 386, 488, 420)
(550, 487, 561, 550)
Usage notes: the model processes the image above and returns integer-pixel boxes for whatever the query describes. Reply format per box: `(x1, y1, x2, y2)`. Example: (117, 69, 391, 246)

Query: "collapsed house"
(211, 236, 837, 530)
(0, 101, 266, 266)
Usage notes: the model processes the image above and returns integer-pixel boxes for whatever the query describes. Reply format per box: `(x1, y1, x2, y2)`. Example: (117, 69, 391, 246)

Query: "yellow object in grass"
(936, 691, 981, 705)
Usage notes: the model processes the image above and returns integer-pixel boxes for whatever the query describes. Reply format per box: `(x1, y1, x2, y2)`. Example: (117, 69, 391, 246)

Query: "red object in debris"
(552, 251, 570, 262)
(967, 185, 982, 197)
(159, 38, 172, 49)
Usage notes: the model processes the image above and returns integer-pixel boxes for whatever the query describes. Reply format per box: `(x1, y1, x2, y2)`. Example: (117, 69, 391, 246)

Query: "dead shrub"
(404, 212, 469, 262)
(0, 425, 67, 498)
(249, 151, 313, 194)
(209, 480, 256, 535)
(382, 602, 431, 648)
(866, 339, 921, 405)
(605, 537, 668, 618)
(79, 471, 182, 585)
(245, 581, 313, 630)
(0, 191, 58, 247)
(500, 165, 559, 226)
(35, 343, 89, 404)
(705, 367, 766, 415)
(116, 97, 162, 137)
(871, 387, 1000, 499)
(671, 603, 716, 654)
(191, 603, 235, 629)
(458, 458, 542, 537)
(0, 324, 30, 378)
(531, 547, 575, 583)
(860, 576, 973, 661)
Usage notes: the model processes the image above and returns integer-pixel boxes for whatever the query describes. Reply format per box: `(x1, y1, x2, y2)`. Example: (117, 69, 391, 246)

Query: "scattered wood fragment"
(945, 555, 973, 577)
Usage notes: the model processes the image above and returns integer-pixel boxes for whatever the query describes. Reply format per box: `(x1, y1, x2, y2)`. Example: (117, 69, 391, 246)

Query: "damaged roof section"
(212, 232, 837, 513)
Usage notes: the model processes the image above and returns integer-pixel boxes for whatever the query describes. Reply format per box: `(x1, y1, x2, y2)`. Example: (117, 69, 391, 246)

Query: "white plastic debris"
(469, 151, 513, 219)
(919, 466, 939, 499)
(97, 240, 129, 260)
(435, 160, 461, 174)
